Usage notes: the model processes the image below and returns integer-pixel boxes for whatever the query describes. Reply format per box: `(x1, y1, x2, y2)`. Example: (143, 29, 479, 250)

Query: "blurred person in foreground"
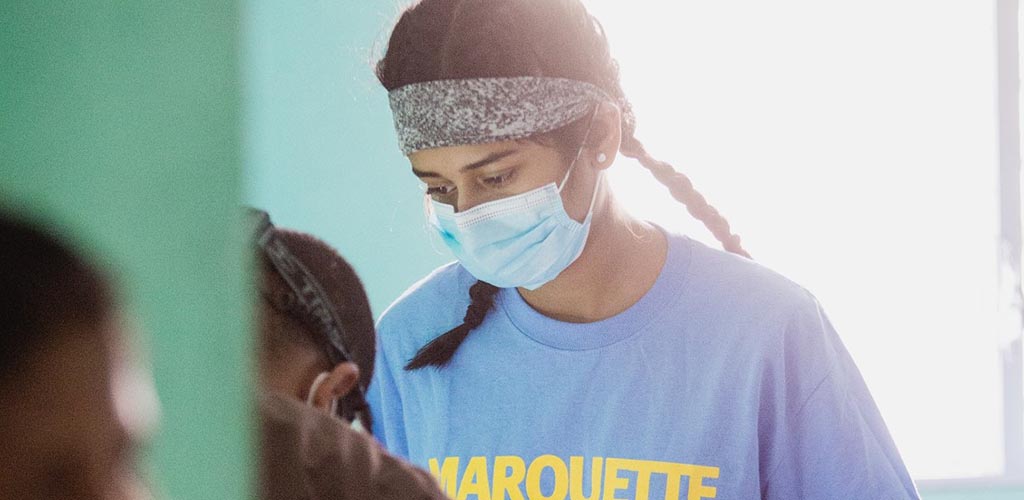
(0, 209, 156, 500)
(249, 209, 446, 500)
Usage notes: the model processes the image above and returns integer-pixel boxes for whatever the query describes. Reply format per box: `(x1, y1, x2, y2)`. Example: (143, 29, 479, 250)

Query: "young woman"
(367, 1, 920, 499)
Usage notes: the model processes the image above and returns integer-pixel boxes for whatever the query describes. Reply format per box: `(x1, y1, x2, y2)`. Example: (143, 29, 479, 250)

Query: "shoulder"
(665, 232, 836, 368)
(375, 261, 476, 356)
(674, 234, 846, 381)
(256, 392, 446, 500)
(675, 233, 815, 318)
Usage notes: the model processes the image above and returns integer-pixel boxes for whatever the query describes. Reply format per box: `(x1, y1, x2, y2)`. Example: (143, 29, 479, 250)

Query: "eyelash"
(424, 170, 516, 197)
(425, 185, 454, 196)
(482, 170, 515, 187)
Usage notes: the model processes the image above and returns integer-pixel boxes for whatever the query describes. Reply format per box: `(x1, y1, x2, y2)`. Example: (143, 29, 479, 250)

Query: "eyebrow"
(411, 149, 517, 179)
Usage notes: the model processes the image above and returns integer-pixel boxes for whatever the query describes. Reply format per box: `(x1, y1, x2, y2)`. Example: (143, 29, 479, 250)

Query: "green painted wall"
(1, 2, 251, 499)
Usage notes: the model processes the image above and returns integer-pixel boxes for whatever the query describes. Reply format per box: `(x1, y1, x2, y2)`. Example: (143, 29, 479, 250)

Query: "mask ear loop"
(306, 372, 339, 415)
(556, 105, 602, 194)
(557, 105, 604, 223)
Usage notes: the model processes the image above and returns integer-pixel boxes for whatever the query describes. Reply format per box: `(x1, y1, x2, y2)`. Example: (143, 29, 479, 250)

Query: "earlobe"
(591, 101, 621, 171)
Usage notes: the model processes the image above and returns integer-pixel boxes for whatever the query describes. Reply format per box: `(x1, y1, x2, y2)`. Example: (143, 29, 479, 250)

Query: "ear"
(309, 362, 360, 413)
(588, 100, 622, 172)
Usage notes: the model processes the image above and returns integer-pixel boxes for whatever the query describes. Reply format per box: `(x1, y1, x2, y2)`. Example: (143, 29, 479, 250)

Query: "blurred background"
(2, 1, 250, 499)
(4, 0, 1024, 498)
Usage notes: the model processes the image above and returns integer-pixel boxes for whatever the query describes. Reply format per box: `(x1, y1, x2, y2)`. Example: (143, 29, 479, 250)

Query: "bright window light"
(587, 0, 1002, 480)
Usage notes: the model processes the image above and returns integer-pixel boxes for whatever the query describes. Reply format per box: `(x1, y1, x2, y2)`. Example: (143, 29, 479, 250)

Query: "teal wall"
(1, 2, 251, 499)
(243, 0, 448, 317)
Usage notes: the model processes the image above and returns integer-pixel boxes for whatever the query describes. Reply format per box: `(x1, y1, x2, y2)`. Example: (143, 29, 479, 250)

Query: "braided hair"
(376, 0, 750, 370)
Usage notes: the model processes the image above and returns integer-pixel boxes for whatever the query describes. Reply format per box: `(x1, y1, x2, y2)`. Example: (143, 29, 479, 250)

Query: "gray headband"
(388, 76, 614, 155)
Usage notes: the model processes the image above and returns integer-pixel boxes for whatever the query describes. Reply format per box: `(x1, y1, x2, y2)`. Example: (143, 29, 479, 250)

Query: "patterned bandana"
(388, 76, 614, 155)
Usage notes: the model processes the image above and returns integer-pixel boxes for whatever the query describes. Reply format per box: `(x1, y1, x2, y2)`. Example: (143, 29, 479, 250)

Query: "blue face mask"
(427, 140, 600, 290)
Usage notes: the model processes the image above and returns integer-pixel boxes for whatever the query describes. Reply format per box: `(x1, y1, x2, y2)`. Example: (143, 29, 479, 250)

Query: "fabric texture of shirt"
(257, 391, 448, 500)
(368, 230, 921, 500)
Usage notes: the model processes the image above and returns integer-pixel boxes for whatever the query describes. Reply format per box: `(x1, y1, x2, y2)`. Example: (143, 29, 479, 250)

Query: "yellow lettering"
(433, 454, 718, 500)
(429, 457, 461, 497)
(525, 455, 569, 500)
(678, 464, 718, 500)
(663, 465, 681, 500)
(568, 456, 602, 500)
(458, 456, 492, 500)
(632, 461, 655, 500)
(602, 458, 630, 500)
(603, 458, 661, 500)
(492, 456, 527, 500)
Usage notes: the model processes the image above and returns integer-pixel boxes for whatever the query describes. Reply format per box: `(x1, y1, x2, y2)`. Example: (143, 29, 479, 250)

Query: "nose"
(454, 191, 483, 214)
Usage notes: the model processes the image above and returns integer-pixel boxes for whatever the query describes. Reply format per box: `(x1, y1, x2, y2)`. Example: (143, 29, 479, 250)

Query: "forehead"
(408, 140, 546, 177)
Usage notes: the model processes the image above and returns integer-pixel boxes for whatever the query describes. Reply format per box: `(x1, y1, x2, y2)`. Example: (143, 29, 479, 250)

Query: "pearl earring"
(597, 153, 608, 164)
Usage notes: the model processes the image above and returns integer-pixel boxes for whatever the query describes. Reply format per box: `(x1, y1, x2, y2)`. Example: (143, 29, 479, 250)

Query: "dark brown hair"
(376, 0, 750, 370)
(0, 211, 113, 384)
(257, 228, 376, 429)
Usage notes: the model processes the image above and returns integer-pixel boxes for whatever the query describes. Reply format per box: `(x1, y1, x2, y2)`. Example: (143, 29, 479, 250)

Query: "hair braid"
(620, 135, 751, 259)
(405, 280, 500, 370)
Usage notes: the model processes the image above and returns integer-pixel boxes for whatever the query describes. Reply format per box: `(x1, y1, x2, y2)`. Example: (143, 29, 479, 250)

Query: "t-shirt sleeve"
(759, 296, 921, 500)
(367, 322, 411, 459)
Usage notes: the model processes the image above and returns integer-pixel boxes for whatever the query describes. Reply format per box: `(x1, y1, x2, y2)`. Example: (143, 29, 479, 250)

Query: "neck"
(517, 185, 668, 323)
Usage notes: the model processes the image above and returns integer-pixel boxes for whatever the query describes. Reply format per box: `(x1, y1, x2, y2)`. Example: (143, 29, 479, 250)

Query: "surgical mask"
(427, 140, 601, 290)
(305, 372, 338, 416)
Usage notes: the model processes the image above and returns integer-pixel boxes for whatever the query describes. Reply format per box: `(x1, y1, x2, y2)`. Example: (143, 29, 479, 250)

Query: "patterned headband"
(388, 76, 614, 155)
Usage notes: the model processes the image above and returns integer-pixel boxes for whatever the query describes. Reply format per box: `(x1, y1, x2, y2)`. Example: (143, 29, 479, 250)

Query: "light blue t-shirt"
(368, 231, 920, 500)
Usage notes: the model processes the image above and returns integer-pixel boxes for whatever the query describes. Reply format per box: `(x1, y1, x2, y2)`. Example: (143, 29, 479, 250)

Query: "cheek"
(54, 339, 129, 495)
(74, 405, 137, 500)
(560, 166, 601, 223)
